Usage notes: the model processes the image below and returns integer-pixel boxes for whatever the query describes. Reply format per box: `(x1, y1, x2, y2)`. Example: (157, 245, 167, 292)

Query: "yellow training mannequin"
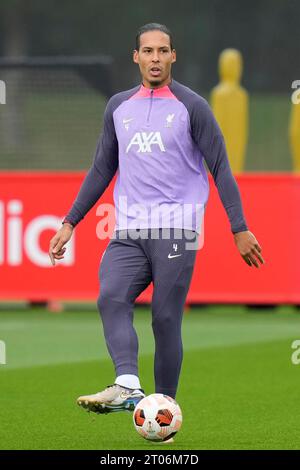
(289, 98, 300, 172)
(211, 49, 249, 173)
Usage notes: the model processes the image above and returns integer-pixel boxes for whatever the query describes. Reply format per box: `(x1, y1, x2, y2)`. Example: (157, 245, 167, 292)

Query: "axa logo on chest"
(126, 131, 165, 153)
(0, 199, 74, 267)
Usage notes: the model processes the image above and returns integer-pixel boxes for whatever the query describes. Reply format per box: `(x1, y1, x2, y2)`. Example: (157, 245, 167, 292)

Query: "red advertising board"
(0, 172, 298, 303)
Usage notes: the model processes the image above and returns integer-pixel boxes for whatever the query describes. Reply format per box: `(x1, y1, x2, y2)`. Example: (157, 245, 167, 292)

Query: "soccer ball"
(133, 393, 182, 442)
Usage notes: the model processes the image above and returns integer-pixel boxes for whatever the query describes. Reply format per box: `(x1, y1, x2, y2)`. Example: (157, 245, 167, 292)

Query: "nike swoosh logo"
(123, 118, 133, 124)
(168, 253, 182, 259)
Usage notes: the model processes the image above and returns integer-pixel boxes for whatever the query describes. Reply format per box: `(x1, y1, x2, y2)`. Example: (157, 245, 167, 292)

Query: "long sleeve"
(190, 97, 248, 233)
(64, 98, 119, 227)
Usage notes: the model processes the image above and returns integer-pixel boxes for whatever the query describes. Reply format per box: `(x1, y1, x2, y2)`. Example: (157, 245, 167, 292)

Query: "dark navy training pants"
(97, 228, 198, 398)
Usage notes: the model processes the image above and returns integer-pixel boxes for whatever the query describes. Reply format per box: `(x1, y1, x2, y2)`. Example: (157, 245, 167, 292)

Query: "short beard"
(148, 78, 163, 88)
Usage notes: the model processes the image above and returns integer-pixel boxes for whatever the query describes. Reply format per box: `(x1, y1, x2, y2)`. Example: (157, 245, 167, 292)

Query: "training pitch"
(0, 305, 299, 450)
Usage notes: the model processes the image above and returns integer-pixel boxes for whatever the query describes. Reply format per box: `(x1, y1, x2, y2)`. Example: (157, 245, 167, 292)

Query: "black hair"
(135, 23, 174, 50)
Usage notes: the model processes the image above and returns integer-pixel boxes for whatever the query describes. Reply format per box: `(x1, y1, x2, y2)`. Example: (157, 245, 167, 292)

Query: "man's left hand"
(233, 231, 265, 268)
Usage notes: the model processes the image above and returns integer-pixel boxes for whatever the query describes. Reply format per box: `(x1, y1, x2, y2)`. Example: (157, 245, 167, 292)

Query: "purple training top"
(64, 79, 248, 234)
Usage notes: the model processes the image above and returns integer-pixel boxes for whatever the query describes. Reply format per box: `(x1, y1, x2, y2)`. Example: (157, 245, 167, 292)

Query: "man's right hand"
(49, 223, 74, 266)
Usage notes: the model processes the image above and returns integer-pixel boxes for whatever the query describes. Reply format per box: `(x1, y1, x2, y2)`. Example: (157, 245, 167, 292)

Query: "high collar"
(136, 80, 175, 99)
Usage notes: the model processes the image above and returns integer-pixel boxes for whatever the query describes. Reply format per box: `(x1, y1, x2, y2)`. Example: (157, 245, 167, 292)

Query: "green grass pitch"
(0, 305, 299, 450)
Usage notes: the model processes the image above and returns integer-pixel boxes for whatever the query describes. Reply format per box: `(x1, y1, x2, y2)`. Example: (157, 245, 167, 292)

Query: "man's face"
(133, 30, 176, 88)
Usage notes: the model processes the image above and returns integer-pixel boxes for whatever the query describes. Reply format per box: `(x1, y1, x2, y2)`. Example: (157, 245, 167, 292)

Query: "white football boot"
(77, 384, 145, 414)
